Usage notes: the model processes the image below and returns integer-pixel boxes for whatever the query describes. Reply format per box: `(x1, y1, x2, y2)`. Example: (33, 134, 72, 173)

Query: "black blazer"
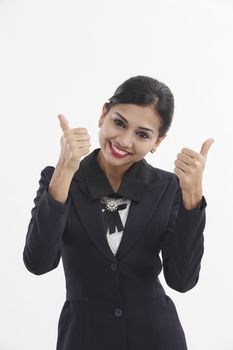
(23, 148, 207, 350)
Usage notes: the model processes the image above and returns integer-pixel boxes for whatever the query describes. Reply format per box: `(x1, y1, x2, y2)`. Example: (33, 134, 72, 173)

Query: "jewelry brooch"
(105, 199, 120, 212)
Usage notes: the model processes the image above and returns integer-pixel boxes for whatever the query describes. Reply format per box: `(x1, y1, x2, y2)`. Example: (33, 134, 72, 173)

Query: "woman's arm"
(160, 180, 207, 293)
(23, 166, 72, 275)
(23, 114, 91, 275)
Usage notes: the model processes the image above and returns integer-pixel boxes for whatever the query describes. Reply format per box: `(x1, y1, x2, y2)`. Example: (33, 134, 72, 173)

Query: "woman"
(23, 75, 214, 350)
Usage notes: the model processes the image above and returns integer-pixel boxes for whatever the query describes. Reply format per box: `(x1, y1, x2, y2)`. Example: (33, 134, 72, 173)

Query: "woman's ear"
(150, 135, 167, 153)
(156, 134, 167, 146)
(98, 116, 104, 128)
(98, 103, 110, 128)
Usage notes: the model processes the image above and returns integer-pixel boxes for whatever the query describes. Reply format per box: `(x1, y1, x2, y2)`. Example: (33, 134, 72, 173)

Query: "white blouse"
(100, 196, 131, 255)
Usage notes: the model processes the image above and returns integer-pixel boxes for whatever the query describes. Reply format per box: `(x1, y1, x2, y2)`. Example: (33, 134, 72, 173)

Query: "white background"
(0, 0, 232, 349)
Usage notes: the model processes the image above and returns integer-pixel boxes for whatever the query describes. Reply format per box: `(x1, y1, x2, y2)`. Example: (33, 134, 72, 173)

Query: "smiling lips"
(109, 141, 130, 158)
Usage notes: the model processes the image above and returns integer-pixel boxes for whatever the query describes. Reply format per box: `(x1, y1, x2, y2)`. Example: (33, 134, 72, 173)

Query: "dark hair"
(105, 75, 174, 138)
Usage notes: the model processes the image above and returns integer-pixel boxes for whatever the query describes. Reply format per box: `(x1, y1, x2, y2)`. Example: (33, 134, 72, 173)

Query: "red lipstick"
(109, 141, 130, 158)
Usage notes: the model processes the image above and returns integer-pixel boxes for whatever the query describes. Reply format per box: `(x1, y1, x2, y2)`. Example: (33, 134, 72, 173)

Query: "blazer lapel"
(115, 178, 170, 260)
(70, 181, 119, 263)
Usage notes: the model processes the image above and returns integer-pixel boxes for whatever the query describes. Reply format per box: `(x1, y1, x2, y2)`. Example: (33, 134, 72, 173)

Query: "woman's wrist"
(181, 190, 203, 210)
(48, 163, 75, 204)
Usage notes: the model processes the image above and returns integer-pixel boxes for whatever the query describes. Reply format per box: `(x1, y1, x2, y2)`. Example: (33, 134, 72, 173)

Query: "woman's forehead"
(109, 103, 161, 129)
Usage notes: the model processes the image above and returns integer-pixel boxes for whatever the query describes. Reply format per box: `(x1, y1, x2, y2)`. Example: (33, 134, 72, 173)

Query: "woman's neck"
(96, 150, 130, 185)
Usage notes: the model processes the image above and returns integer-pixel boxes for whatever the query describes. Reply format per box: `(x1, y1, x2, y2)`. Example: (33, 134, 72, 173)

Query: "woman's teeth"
(111, 143, 128, 155)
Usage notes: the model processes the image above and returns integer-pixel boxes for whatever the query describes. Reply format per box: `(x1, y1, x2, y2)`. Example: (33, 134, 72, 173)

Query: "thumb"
(58, 114, 70, 132)
(200, 138, 215, 158)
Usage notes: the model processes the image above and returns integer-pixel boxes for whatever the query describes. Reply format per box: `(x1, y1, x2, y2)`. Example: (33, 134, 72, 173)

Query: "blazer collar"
(73, 148, 161, 202)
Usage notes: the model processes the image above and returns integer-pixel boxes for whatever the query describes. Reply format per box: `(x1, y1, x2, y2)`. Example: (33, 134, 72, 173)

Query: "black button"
(114, 308, 122, 317)
(111, 263, 118, 271)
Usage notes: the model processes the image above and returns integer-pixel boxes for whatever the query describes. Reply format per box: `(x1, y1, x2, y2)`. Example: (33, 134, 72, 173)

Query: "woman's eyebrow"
(114, 112, 155, 134)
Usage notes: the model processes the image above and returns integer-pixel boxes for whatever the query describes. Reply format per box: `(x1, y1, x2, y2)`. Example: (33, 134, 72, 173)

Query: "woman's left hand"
(174, 138, 215, 209)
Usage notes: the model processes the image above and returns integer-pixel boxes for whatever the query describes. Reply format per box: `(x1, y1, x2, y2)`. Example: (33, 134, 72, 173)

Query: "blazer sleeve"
(23, 166, 71, 275)
(160, 175, 207, 293)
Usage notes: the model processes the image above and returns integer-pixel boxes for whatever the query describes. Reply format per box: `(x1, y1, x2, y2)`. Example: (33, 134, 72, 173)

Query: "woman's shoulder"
(143, 160, 179, 185)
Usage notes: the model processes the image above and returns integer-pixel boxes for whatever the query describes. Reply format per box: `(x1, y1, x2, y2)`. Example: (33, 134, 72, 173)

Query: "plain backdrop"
(0, 0, 232, 349)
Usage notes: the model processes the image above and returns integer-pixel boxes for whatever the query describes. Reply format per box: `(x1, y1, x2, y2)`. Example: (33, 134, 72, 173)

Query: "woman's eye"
(113, 119, 125, 127)
(137, 131, 149, 139)
(113, 119, 149, 139)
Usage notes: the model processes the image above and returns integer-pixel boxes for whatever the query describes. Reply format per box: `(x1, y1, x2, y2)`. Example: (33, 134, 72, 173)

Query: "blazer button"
(111, 263, 118, 271)
(114, 308, 122, 317)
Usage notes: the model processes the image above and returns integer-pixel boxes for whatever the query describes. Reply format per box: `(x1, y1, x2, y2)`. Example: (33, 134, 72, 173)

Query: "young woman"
(23, 75, 214, 350)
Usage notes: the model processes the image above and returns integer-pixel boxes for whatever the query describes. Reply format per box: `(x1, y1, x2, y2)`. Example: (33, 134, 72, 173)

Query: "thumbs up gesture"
(174, 138, 215, 209)
(57, 114, 91, 173)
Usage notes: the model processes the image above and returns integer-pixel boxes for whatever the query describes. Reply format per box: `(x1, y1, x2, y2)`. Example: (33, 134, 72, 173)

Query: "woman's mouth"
(108, 141, 130, 158)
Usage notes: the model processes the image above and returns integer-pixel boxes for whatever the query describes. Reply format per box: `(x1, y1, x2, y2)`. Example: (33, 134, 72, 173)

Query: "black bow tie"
(101, 194, 127, 234)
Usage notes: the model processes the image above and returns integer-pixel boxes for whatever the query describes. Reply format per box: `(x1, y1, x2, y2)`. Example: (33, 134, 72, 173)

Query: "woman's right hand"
(57, 114, 91, 173)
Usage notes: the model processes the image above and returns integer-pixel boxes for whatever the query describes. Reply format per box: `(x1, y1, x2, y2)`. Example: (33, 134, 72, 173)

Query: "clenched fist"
(58, 114, 91, 173)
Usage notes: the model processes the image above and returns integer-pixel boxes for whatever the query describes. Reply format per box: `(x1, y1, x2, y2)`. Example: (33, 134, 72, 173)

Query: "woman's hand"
(57, 114, 91, 173)
(174, 138, 215, 209)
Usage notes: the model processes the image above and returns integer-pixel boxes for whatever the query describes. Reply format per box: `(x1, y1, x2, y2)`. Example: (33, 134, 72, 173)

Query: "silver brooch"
(105, 199, 119, 212)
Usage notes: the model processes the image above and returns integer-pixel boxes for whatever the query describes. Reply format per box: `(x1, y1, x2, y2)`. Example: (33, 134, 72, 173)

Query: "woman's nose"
(115, 134, 133, 149)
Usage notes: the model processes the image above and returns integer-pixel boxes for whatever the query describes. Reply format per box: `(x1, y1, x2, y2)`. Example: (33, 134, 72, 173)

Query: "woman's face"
(97, 103, 166, 174)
